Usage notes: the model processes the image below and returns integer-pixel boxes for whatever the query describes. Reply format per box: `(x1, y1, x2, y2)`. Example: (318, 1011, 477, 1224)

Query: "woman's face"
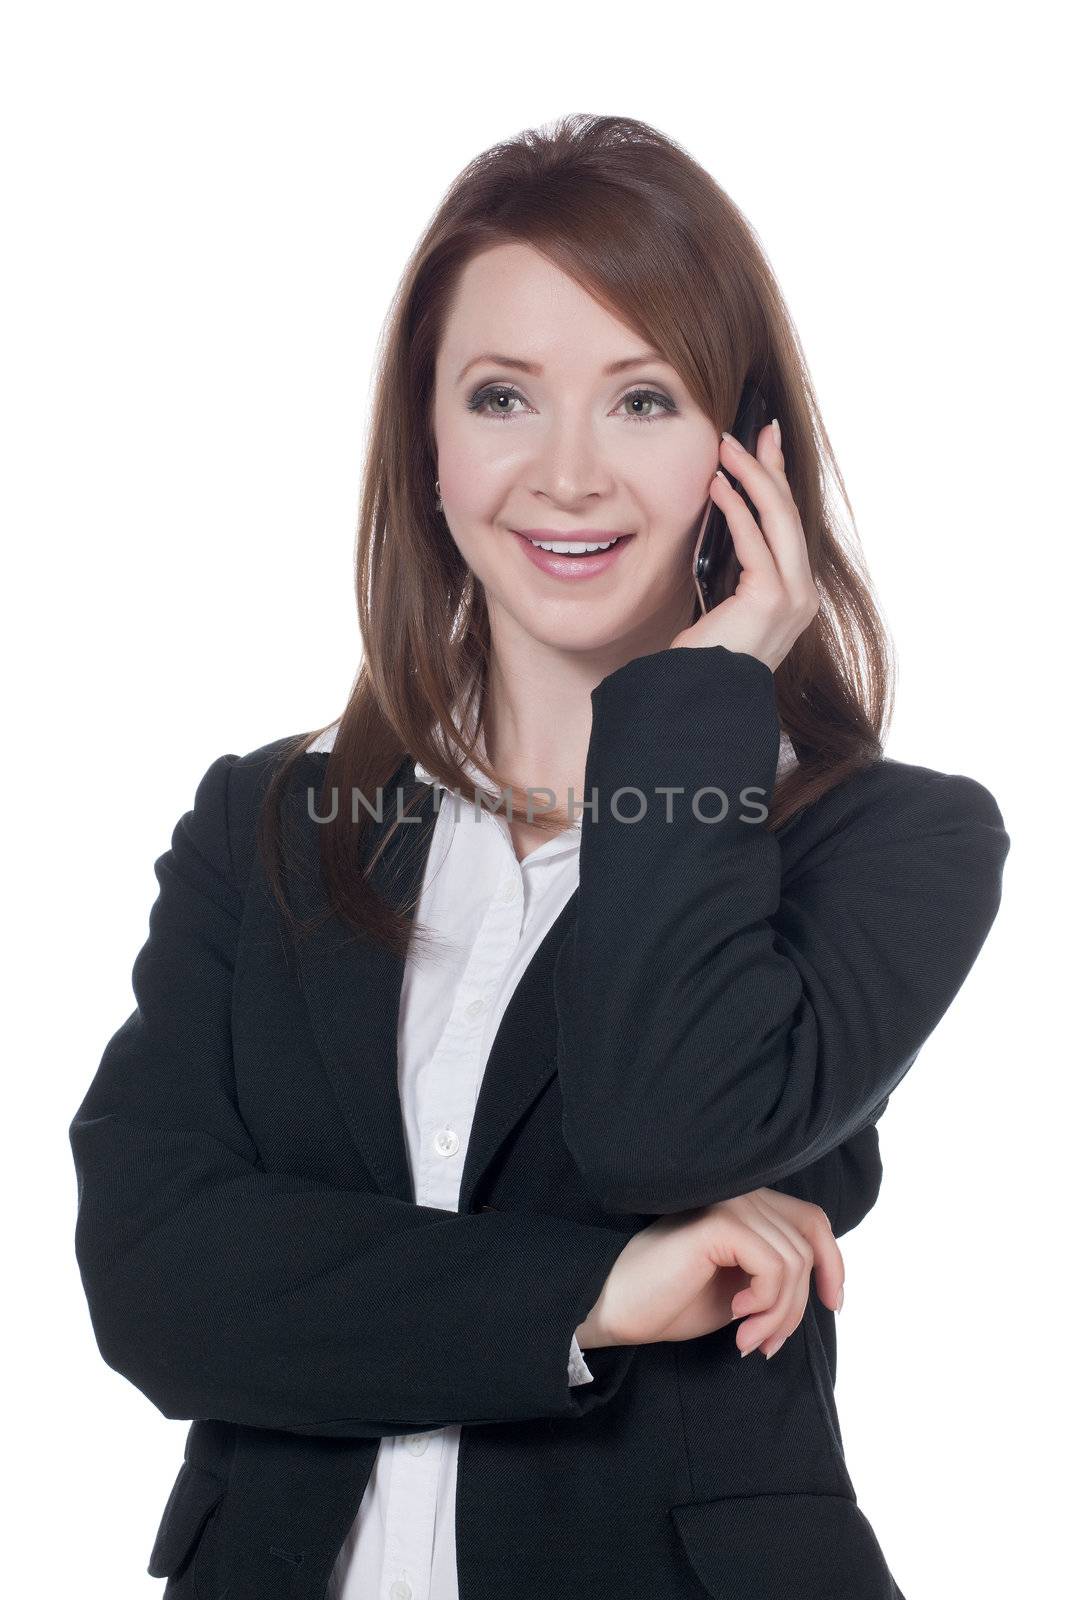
(431, 242, 722, 656)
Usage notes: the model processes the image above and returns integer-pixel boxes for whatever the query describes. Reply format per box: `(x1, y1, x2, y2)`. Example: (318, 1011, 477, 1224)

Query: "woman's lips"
(509, 528, 634, 580)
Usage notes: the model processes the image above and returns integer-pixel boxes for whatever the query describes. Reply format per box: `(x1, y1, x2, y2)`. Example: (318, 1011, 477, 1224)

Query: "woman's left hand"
(669, 421, 821, 671)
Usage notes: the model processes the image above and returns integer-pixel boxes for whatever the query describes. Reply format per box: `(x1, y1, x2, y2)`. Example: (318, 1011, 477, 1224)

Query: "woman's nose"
(525, 421, 615, 504)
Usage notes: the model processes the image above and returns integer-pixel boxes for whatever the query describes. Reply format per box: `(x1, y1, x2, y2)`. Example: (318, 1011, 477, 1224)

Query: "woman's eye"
(466, 385, 677, 423)
(468, 386, 526, 420)
(619, 388, 677, 422)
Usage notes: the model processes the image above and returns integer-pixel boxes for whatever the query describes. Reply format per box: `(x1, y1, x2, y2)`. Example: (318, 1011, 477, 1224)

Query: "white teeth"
(529, 537, 621, 554)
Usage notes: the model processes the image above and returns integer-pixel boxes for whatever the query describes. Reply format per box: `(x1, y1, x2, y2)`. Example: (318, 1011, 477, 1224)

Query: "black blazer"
(69, 645, 1010, 1600)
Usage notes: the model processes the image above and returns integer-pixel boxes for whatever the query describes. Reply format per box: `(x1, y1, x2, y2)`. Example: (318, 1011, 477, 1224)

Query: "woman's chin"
(497, 602, 659, 659)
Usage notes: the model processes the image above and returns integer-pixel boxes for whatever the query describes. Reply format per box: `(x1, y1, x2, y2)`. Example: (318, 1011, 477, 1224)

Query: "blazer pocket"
(670, 1490, 902, 1599)
(147, 1461, 228, 1580)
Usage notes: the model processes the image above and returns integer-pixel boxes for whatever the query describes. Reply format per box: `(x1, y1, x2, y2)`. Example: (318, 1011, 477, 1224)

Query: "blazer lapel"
(457, 885, 576, 1214)
(284, 753, 434, 1205)
(283, 751, 578, 1214)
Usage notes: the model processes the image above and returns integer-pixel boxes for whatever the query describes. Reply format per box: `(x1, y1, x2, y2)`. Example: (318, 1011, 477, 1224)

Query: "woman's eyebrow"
(455, 351, 671, 386)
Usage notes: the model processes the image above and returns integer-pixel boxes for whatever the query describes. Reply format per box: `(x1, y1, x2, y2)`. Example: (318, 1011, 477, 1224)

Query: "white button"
(466, 997, 485, 1018)
(389, 1583, 413, 1600)
(433, 1128, 460, 1157)
(501, 880, 519, 903)
(404, 1433, 430, 1455)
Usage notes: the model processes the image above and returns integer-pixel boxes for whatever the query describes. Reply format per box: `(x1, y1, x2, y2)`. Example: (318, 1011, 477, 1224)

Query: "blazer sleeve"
(554, 646, 1011, 1215)
(68, 752, 638, 1440)
(777, 1119, 886, 1240)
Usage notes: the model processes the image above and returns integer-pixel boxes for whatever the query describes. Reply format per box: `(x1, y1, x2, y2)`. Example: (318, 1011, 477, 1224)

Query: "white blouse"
(314, 700, 798, 1600)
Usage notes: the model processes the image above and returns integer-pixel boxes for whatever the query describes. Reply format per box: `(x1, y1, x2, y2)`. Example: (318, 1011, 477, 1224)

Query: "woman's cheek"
(437, 449, 516, 532)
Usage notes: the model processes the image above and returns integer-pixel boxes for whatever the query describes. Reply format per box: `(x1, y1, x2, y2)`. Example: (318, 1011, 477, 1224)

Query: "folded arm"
(69, 753, 637, 1439)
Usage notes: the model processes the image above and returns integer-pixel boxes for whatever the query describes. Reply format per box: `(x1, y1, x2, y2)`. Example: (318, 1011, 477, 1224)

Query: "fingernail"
(836, 1286, 845, 1312)
(771, 417, 782, 449)
(764, 1334, 785, 1360)
(721, 431, 737, 447)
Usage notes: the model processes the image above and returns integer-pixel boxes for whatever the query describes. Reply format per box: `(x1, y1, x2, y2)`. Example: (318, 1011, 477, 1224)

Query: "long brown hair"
(257, 112, 894, 960)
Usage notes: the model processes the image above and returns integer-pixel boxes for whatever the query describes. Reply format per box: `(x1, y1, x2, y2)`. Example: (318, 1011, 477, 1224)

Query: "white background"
(6, 1, 1062, 1593)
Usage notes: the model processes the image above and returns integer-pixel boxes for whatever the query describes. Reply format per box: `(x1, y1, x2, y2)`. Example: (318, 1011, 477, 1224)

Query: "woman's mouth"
(509, 529, 634, 580)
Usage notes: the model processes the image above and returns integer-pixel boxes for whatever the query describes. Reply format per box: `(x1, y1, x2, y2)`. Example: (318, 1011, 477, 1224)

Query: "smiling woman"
(69, 112, 1008, 1600)
(433, 246, 724, 661)
(257, 117, 897, 969)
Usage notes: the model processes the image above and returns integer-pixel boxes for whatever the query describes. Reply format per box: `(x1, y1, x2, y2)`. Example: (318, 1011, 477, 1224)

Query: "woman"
(69, 114, 1010, 1599)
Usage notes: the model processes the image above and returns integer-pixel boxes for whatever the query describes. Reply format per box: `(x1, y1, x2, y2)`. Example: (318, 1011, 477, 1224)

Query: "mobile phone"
(692, 378, 770, 615)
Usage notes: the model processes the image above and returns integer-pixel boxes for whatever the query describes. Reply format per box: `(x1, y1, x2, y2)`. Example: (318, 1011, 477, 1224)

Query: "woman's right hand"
(576, 1188, 845, 1360)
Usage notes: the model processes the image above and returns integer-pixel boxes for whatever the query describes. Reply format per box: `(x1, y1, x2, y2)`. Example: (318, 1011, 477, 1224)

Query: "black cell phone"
(692, 378, 770, 615)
